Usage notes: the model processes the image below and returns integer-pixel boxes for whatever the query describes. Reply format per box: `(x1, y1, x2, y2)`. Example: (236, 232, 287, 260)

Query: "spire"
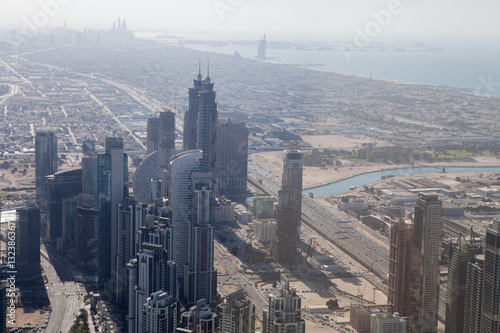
(196, 60, 203, 81)
(207, 61, 210, 78)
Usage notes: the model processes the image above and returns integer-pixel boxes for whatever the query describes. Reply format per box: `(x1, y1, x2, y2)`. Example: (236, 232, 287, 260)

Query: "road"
(41, 245, 85, 333)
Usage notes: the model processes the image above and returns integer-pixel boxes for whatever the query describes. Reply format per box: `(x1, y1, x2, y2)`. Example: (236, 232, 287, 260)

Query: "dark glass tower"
(35, 130, 58, 210)
(215, 118, 248, 196)
(183, 68, 204, 151)
(197, 73, 218, 173)
(15, 206, 41, 281)
(97, 137, 128, 293)
(147, 117, 160, 154)
(158, 110, 176, 168)
(480, 217, 500, 332)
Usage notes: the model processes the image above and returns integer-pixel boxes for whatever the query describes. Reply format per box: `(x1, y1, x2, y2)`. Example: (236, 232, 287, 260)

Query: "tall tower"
(187, 174, 217, 306)
(445, 234, 482, 333)
(388, 218, 413, 317)
(15, 206, 41, 281)
(141, 291, 178, 333)
(283, 146, 303, 227)
(147, 117, 159, 155)
(262, 275, 305, 333)
(183, 68, 204, 151)
(258, 33, 267, 59)
(158, 110, 176, 168)
(168, 150, 202, 297)
(215, 118, 249, 196)
(463, 254, 484, 333)
(97, 137, 128, 293)
(116, 196, 142, 309)
(197, 71, 218, 173)
(218, 289, 256, 333)
(480, 217, 500, 332)
(82, 141, 97, 197)
(409, 193, 442, 333)
(35, 130, 57, 210)
(132, 151, 161, 205)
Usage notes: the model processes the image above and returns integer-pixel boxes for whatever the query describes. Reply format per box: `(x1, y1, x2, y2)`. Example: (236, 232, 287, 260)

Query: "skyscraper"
(35, 130, 57, 210)
(283, 146, 303, 225)
(463, 254, 484, 333)
(445, 234, 482, 333)
(197, 72, 218, 173)
(257, 34, 267, 59)
(82, 141, 97, 197)
(181, 299, 217, 333)
(141, 291, 178, 333)
(46, 168, 82, 243)
(168, 150, 202, 297)
(132, 151, 161, 205)
(215, 118, 249, 196)
(158, 110, 176, 168)
(409, 193, 442, 333)
(74, 194, 98, 272)
(116, 196, 142, 308)
(218, 289, 256, 333)
(480, 217, 500, 333)
(97, 137, 128, 293)
(262, 275, 305, 333)
(147, 117, 160, 155)
(15, 206, 41, 281)
(187, 174, 217, 306)
(388, 218, 413, 317)
(183, 68, 204, 151)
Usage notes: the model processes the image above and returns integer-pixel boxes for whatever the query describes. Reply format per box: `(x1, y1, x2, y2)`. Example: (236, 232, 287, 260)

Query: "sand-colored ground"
(301, 134, 391, 149)
(329, 277, 387, 305)
(7, 307, 48, 330)
(251, 151, 500, 189)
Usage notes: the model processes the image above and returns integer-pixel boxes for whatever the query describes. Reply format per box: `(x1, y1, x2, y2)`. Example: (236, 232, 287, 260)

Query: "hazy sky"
(1, 0, 500, 44)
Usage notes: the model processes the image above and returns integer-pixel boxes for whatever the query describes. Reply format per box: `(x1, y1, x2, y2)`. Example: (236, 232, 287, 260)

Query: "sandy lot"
(329, 277, 387, 305)
(7, 307, 48, 330)
(301, 135, 391, 149)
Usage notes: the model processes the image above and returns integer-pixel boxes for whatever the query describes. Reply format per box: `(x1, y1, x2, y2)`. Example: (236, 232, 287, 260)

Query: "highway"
(41, 244, 85, 333)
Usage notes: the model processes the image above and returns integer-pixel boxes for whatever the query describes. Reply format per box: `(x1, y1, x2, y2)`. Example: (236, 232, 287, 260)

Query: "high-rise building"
(445, 234, 482, 333)
(158, 111, 176, 168)
(74, 194, 98, 271)
(197, 72, 218, 173)
(218, 289, 256, 333)
(409, 193, 442, 333)
(46, 169, 82, 243)
(282, 146, 303, 224)
(15, 206, 41, 281)
(257, 34, 267, 59)
(116, 196, 142, 308)
(214, 118, 248, 196)
(263, 275, 305, 333)
(187, 174, 217, 306)
(181, 299, 217, 333)
(273, 188, 299, 265)
(463, 254, 484, 333)
(168, 150, 202, 297)
(141, 291, 178, 333)
(350, 304, 373, 333)
(97, 137, 128, 293)
(370, 312, 406, 333)
(480, 217, 500, 332)
(184, 68, 204, 152)
(388, 218, 413, 317)
(35, 130, 58, 209)
(132, 151, 161, 205)
(147, 117, 160, 154)
(82, 141, 97, 197)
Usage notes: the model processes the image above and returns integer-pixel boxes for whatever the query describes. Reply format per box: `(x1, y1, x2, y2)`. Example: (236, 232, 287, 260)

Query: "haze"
(1, 0, 499, 44)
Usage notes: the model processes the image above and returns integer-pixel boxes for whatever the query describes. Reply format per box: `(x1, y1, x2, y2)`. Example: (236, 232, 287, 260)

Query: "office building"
(370, 312, 406, 333)
(141, 291, 178, 333)
(74, 194, 98, 271)
(168, 150, 202, 297)
(214, 118, 248, 196)
(116, 196, 142, 308)
(97, 137, 128, 292)
(388, 218, 413, 317)
(132, 151, 161, 205)
(187, 174, 217, 306)
(409, 193, 442, 332)
(35, 130, 58, 209)
(445, 234, 482, 333)
(158, 110, 176, 168)
(147, 117, 160, 154)
(282, 146, 303, 224)
(273, 188, 299, 265)
(82, 141, 97, 197)
(480, 217, 500, 332)
(184, 68, 204, 151)
(218, 289, 256, 333)
(350, 304, 373, 333)
(262, 275, 305, 333)
(463, 254, 484, 333)
(181, 299, 217, 333)
(15, 206, 41, 281)
(197, 71, 218, 173)
(46, 168, 82, 243)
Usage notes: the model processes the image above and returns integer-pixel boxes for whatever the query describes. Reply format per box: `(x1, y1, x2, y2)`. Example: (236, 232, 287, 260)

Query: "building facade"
(158, 110, 176, 168)
(463, 254, 484, 333)
(35, 130, 58, 210)
(15, 206, 41, 281)
(141, 291, 178, 333)
(218, 289, 256, 333)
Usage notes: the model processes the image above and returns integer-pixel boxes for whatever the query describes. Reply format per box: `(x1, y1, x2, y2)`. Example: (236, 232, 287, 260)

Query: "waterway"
(305, 166, 500, 198)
